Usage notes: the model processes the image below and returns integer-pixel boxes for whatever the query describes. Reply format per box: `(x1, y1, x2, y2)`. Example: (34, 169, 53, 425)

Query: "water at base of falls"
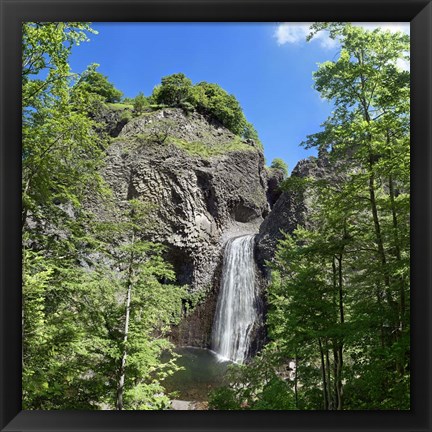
(162, 347, 230, 401)
(211, 234, 258, 364)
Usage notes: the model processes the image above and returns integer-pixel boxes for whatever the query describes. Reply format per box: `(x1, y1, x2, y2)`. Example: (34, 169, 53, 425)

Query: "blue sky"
(69, 22, 409, 173)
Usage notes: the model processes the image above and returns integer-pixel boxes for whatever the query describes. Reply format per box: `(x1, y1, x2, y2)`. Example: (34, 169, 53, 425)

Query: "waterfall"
(211, 234, 258, 364)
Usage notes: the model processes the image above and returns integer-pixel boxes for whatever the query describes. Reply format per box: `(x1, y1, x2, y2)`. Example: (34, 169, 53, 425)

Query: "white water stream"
(211, 234, 258, 364)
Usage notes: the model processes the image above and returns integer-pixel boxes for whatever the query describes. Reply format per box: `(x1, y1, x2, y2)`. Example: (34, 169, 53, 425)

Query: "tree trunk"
(116, 230, 136, 410)
(388, 174, 406, 335)
(318, 338, 329, 410)
(359, 64, 394, 322)
(369, 169, 389, 288)
(116, 279, 132, 410)
(325, 341, 333, 409)
(368, 165, 401, 334)
(375, 284, 385, 348)
(294, 353, 299, 409)
(336, 253, 344, 410)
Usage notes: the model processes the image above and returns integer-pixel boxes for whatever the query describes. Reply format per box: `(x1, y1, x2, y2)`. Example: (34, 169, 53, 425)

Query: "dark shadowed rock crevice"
(265, 167, 285, 208)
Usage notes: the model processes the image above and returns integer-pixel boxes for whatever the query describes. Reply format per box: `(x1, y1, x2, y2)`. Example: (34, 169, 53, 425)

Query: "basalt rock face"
(100, 108, 269, 290)
(93, 108, 270, 347)
(92, 103, 132, 138)
(255, 154, 333, 276)
(265, 167, 285, 208)
(91, 107, 336, 351)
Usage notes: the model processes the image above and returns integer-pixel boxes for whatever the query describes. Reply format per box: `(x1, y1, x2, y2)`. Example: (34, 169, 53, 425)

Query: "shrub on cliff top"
(150, 73, 260, 144)
(154, 73, 195, 107)
(76, 65, 123, 103)
(270, 158, 288, 177)
(192, 81, 246, 136)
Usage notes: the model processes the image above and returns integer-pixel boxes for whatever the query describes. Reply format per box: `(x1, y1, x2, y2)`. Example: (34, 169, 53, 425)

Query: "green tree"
(270, 158, 288, 177)
(193, 81, 247, 135)
(243, 121, 263, 148)
(22, 240, 106, 409)
(84, 199, 185, 410)
(269, 23, 409, 410)
(22, 22, 187, 412)
(269, 223, 345, 409)
(76, 65, 123, 102)
(209, 348, 296, 410)
(22, 22, 94, 107)
(154, 73, 194, 107)
(306, 23, 410, 376)
(151, 74, 258, 139)
(22, 25, 109, 406)
(23, 199, 186, 410)
(133, 91, 149, 115)
(22, 23, 107, 231)
(218, 22, 410, 411)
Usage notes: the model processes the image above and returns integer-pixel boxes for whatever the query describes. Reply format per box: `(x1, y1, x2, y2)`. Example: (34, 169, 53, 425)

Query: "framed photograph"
(1, 0, 431, 431)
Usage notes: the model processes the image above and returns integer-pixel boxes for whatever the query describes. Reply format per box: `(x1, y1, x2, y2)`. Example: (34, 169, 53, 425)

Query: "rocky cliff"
(94, 107, 272, 347)
(255, 152, 335, 275)
(101, 108, 269, 286)
(92, 106, 333, 351)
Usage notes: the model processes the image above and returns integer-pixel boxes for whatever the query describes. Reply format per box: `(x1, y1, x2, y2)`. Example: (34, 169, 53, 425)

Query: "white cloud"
(396, 57, 410, 71)
(353, 22, 410, 35)
(274, 22, 338, 49)
(274, 22, 410, 49)
(274, 23, 310, 45)
(316, 32, 339, 49)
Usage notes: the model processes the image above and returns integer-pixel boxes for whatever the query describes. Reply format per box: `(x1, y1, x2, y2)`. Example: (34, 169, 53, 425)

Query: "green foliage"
(182, 287, 209, 315)
(105, 102, 133, 123)
(132, 91, 149, 115)
(22, 246, 107, 409)
(267, 23, 410, 411)
(270, 158, 288, 177)
(76, 65, 123, 102)
(22, 23, 185, 411)
(120, 109, 133, 123)
(280, 174, 311, 193)
(83, 199, 186, 410)
(208, 349, 296, 410)
(133, 125, 254, 158)
(215, 22, 410, 411)
(22, 22, 95, 107)
(150, 73, 258, 138)
(252, 378, 297, 410)
(192, 81, 247, 135)
(22, 23, 108, 231)
(22, 21, 410, 411)
(243, 121, 263, 149)
(23, 199, 186, 410)
(208, 386, 240, 410)
(135, 119, 176, 145)
(106, 102, 134, 111)
(155, 73, 194, 107)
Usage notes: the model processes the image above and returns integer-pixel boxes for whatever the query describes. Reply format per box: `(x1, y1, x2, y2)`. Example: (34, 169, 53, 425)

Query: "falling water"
(211, 234, 258, 364)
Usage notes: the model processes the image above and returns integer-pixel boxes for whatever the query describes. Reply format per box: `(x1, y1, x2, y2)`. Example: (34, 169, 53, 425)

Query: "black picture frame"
(1, 1, 431, 431)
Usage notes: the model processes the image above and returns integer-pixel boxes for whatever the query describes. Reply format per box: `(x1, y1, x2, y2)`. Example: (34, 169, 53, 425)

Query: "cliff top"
(108, 107, 260, 159)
